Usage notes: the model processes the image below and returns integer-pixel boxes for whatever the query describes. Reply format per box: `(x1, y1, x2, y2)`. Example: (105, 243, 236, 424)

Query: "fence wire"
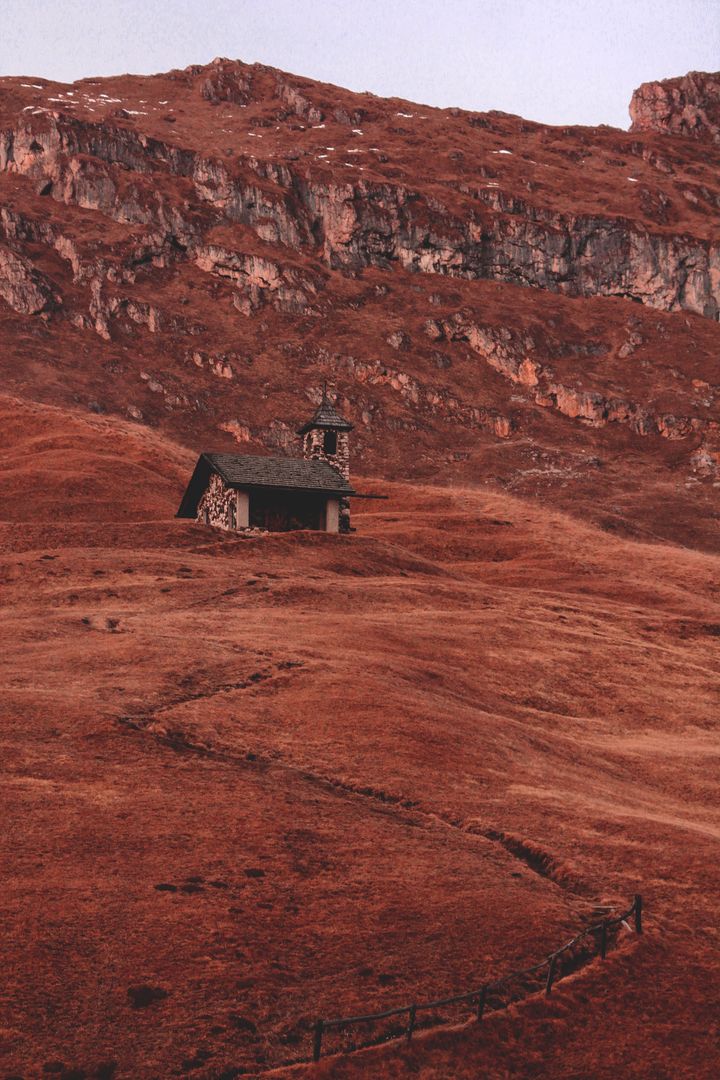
(312, 894, 643, 1062)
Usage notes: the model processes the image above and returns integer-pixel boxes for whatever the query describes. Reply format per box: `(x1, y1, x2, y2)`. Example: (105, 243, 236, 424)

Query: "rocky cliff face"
(0, 59, 719, 546)
(630, 71, 720, 143)
(2, 100, 720, 318)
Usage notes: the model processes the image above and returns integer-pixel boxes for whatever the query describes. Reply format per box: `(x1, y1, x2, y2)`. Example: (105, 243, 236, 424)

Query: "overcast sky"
(2, 0, 718, 127)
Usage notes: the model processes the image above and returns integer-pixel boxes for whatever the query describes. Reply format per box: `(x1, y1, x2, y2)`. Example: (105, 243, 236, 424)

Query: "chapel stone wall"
(196, 471, 237, 530)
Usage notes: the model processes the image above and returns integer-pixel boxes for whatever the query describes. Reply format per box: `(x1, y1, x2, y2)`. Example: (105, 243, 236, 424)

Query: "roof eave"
(225, 480, 356, 497)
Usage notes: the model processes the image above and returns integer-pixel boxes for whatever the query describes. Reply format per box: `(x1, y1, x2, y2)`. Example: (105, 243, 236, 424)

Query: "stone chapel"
(176, 391, 356, 533)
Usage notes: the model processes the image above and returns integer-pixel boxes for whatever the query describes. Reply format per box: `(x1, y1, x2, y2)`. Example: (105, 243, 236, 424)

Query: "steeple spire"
(296, 387, 354, 436)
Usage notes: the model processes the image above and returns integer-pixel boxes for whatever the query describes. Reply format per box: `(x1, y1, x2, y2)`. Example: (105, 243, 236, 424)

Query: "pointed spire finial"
(296, 385, 354, 435)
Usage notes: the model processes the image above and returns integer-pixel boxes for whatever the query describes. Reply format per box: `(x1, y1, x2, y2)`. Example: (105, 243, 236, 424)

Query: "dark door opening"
(249, 490, 326, 531)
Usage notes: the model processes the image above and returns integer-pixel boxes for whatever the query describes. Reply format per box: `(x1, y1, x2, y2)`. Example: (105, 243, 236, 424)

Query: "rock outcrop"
(0, 243, 55, 313)
(340, 353, 514, 438)
(439, 314, 713, 442)
(194, 245, 320, 315)
(630, 71, 720, 143)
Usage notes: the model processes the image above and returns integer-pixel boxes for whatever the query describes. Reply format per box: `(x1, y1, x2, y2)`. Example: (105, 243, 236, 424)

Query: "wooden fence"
(312, 893, 643, 1062)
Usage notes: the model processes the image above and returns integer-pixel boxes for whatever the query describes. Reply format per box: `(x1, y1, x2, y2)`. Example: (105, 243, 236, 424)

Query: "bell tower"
(297, 387, 354, 481)
(297, 388, 354, 532)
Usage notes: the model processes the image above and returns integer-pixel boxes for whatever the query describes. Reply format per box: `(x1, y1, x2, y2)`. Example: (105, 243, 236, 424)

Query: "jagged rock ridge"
(630, 70, 720, 144)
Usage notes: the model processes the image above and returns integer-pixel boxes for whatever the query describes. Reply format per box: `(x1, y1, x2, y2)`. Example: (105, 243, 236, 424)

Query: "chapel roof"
(208, 452, 354, 492)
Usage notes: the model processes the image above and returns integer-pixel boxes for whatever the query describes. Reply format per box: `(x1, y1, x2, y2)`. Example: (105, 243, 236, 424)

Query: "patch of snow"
(492, 149, 513, 155)
(247, 132, 263, 137)
(346, 148, 362, 153)
(396, 112, 413, 118)
(627, 176, 639, 182)
(312, 123, 326, 129)
(126, 110, 148, 116)
(316, 154, 328, 159)
(325, 146, 335, 151)
(22, 105, 34, 111)
(351, 128, 363, 134)
(159, 100, 169, 104)
(21, 83, 44, 89)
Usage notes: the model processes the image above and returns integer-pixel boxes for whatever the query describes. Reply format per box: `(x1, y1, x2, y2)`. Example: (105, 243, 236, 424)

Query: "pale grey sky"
(2, 0, 718, 127)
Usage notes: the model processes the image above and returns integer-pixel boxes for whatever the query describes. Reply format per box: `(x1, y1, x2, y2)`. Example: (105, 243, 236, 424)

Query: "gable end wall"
(197, 471, 237, 529)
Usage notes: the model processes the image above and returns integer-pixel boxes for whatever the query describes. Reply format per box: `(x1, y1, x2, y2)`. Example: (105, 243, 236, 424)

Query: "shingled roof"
(209, 452, 354, 492)
(296, 395, 354, 434)
(176, 452, 355, 518)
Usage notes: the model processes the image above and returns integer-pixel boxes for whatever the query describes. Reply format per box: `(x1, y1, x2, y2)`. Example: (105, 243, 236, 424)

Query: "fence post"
(476, 985, 487, 1021)
(634, 894, 643, 935)
(406, 1005, 417, 1042)
(600, 920, 608, 960)
(545, 954, 557, 995)
(313, 1019, 324, 1062)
